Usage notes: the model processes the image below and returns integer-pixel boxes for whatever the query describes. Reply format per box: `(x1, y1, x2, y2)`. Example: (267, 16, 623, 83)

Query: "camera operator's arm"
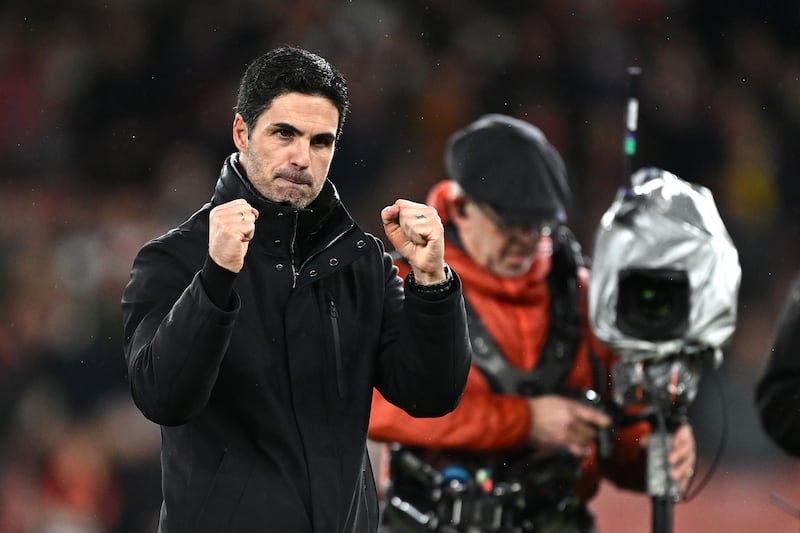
(585, 333, 651, 491)
(526, 395, 611, 458)
(370, 369, 533, 451)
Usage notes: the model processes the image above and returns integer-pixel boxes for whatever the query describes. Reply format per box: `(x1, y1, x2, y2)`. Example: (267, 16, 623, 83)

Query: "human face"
(455, 200, 549, 278)
(232, 92, 339, 208)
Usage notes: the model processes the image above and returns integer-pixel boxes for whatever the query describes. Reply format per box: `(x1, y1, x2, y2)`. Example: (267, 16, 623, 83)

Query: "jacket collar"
(211, 153, 355, 259)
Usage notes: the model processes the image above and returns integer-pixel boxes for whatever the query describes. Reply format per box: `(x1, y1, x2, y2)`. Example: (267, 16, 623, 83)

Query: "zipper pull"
(329, 299, 344, 398)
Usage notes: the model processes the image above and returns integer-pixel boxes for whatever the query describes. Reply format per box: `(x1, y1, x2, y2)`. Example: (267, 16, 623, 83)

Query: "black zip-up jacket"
(122, 154, 471, 532)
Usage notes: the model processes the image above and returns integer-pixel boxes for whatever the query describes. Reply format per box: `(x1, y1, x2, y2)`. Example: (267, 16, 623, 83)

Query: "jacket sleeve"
(755, 271, 800, 456)
(370, 367, 531, 450)
(372, 249, 471, 418)
(569, 331, 649, 494)
(121, 239, 238, 426)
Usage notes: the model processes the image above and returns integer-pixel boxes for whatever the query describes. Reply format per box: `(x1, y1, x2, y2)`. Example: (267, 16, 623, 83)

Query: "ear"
(232, 113, 249, 152)
(449, 195, 471, 234)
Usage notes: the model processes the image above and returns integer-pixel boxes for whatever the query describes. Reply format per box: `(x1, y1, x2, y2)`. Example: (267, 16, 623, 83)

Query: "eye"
(311, 134, 335, 148)
(276, 128, 295, 139)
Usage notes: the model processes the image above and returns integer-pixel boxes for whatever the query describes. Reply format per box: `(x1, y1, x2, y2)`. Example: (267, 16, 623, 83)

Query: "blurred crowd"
(1, 1, 800, 531)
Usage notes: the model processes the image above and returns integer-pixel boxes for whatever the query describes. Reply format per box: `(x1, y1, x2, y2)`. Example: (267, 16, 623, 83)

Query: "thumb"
(381, 204, 405, 249)
(381, 203, 399, 226)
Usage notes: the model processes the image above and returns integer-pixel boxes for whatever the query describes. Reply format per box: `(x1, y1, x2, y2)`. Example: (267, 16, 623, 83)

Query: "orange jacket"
(369, 180, 649, 500)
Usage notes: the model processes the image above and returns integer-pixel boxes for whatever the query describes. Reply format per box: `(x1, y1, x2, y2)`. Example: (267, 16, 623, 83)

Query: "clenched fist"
(209, 199, 259, 273)
(381, 199, 446, 284)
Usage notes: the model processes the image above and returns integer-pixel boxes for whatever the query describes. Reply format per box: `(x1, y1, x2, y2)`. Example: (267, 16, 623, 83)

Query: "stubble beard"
(274, 168, 319, 208)
(244, 150, 320, 209)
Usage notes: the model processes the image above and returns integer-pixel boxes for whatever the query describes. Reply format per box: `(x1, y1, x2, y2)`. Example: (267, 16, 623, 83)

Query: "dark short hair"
(235, 46, 350, 140)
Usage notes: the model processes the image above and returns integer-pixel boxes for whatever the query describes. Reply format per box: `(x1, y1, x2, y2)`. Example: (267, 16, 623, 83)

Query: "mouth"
(506, 254, 532, 265)
(276, 169, 312, 186)
(504, 248, 537, 267)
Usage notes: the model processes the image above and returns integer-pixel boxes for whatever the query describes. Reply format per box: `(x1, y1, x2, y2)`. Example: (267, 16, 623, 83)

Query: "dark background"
(1, 1, 799, 531)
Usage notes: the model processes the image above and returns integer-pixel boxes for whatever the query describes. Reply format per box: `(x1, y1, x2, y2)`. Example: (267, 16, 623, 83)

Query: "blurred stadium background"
(1, 1, 799, 531)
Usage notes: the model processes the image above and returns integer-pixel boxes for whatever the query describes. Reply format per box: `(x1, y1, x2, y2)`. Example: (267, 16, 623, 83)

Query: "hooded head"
(444, 113, 570, 227)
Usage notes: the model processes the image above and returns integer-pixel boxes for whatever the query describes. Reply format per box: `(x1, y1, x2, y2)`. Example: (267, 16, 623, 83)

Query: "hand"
(638, 422, 696, 498)
(381, 199, 446, 284)
(526, 395, 612, 458)
(668, 423, 696, 497)
(208, 199, 259, 273)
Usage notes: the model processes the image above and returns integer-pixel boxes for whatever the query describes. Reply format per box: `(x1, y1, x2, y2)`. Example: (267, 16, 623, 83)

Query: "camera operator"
(369, 114, 696, 532)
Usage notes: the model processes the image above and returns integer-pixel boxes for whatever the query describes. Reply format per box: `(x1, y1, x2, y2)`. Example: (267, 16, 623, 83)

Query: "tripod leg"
(651, 495, 674, 533)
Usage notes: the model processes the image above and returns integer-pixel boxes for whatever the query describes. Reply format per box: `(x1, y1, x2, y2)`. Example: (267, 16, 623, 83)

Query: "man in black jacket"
(121, 46, 471, 533)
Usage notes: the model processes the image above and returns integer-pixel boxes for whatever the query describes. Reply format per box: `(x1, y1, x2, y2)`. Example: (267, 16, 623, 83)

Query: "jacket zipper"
(292, 219, 355, 288)
(329, 299, 345, 398)
(290, 213, 300, 288)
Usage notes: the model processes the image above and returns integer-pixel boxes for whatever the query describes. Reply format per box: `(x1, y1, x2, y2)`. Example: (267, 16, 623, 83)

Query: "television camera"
(588, 166, 741, 532)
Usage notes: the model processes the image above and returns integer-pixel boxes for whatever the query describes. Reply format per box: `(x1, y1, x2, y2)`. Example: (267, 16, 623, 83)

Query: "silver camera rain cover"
(589, 167, 741, 366)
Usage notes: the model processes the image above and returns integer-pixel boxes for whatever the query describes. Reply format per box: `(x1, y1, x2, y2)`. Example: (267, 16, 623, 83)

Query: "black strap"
(536, 225, 584, 393)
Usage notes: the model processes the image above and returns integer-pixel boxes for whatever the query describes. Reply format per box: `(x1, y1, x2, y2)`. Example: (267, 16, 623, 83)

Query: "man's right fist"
(208, 199, 259, 273)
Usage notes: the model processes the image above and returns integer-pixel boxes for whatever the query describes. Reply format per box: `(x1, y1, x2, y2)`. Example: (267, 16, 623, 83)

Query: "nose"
(289, 139, 311, 168)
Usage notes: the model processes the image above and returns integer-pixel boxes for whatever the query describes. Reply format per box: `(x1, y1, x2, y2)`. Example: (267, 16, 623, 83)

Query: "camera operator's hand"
(670, 424, 696, 496)
(526, 395, 612, 458)
(638, 422, 696, 497)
